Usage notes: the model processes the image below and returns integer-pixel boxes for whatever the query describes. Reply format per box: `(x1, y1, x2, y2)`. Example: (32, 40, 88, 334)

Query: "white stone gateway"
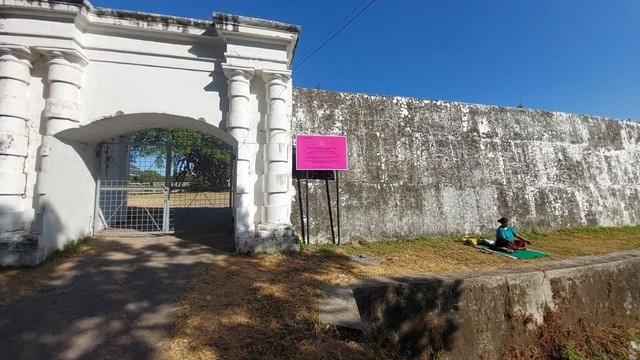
(0, 0, 301, 265)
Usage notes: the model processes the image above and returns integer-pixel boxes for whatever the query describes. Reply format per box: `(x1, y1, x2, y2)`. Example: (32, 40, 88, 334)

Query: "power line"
(293, 0, 378, 70)
(300, 0, 370, 59)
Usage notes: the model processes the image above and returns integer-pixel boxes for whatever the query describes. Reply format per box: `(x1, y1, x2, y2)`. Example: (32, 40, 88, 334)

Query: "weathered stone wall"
(292, 88, 640, 242)
(351, 250, 640, 359)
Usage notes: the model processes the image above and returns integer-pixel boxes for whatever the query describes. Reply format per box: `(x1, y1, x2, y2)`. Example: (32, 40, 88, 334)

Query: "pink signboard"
(296, 135, 348, 170)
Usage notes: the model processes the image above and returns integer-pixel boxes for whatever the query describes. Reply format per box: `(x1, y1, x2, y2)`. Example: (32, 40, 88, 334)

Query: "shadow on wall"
(188, 27, 229, 132)
(353, 278, 463, 358)
(33, 138, 98, 261)
(0, 206, 37, 267)
(0, 200, 67, 267)
(0, 234, 216, 359)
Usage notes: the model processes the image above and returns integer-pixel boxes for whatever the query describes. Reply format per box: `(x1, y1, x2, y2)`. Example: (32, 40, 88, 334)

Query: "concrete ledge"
(348, 250, 640, 359)
(0, 231, 41, 267)
(320, 286, 362, 331)
(235, 225, 299, 253)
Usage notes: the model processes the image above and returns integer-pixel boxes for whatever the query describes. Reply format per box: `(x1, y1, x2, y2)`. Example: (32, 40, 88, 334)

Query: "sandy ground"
(127, 191, 230, 208)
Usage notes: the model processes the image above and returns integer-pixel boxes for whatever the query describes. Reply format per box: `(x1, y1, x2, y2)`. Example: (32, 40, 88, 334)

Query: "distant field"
(126, 191, 230, 208)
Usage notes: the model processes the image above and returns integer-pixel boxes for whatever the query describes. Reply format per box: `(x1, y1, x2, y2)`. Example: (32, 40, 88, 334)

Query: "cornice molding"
(222, 64, 255, 80)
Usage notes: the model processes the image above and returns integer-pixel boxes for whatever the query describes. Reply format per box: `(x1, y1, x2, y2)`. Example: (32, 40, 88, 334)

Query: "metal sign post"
(325, 176, 335, 244)
(305, 170, 310, 245)
(336, 170, 341, 245)
(296, 177, 305, 243)
(295, 135, 348, 245)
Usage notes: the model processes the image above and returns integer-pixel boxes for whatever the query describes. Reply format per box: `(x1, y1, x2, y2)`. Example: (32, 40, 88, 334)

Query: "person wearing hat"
(496, 217, 532, 250)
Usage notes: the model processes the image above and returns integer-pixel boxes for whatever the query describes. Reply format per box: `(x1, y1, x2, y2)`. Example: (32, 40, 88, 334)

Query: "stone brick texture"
(351, 251, 640, 359)
(292, 88, 640, 241)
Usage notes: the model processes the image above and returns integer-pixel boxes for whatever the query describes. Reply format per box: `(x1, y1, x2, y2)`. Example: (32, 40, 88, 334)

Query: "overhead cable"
(293, 0, 378, 70)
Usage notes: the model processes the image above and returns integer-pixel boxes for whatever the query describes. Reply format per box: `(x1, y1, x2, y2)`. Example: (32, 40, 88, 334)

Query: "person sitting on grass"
(496, 217, 532, 251)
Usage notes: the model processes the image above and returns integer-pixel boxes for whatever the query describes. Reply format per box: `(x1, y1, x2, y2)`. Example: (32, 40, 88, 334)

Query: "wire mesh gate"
(94, 135, 233, 235)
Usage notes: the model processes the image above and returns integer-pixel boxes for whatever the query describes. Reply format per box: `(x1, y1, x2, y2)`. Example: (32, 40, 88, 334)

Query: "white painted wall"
(81, 59, 226, 127)
(38, 138, 96, 256)
(0, 0, 300, 264)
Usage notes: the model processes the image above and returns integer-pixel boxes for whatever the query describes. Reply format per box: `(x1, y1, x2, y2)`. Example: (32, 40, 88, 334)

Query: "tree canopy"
(132, 170, 164, 183)
(128, 128, 232, 190)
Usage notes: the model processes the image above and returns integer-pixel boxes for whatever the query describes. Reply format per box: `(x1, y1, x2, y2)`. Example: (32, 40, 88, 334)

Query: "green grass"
(346, 225, 640, 256)
(44, 238, 90, 264)
(562, 343, 588, 360)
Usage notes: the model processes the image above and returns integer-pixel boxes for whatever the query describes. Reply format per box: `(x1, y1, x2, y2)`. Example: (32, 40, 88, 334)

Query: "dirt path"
(0, 233, 229, 360)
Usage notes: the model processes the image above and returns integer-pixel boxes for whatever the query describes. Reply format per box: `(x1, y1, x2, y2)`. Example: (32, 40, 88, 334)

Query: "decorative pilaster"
(261, 70, 292, 223)
(40, 49, 87, 135)
(33, 48, 87, 233)
(223, 65, 257, 248)
(0, 44, 33, 233)
(256, 70, 298, 252)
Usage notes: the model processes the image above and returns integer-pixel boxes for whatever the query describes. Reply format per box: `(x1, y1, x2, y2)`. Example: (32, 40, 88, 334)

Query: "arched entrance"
(57, 113, 237, 237)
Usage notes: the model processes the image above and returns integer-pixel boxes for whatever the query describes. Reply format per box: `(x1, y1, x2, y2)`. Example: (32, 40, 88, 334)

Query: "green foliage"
(128, 128, 232, 189)
(133, 169, 164, 183)
(561, 343, 587, 360)
(45, 238, 87, 263)
(315, 243, 336, 252)
(298, 241, 308, 251)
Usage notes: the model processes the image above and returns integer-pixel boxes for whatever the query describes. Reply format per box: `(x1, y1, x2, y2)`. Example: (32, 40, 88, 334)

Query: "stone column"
(0, 44, 33, 233)
(223, 65, 257, 249)
(257, 70, 297, 251)
(33, 49, 87, 233)
(41, 49, 87, 135)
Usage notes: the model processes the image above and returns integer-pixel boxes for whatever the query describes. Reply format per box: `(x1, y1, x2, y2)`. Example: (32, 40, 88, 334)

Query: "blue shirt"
(496, 226, 518, 242)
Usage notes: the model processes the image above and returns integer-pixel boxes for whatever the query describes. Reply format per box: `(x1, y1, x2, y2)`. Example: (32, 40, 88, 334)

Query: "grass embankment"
(165, 226, 640, 360)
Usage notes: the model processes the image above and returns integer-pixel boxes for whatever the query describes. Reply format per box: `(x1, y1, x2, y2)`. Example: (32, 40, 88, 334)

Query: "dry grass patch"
(506, 309, 640, 360)
(165, 226, 640, 359)
(524, 226, 640, 258)
(164, 250, 374, 360)
(0, 238, 97, 305)
(342, 226, 640, 277)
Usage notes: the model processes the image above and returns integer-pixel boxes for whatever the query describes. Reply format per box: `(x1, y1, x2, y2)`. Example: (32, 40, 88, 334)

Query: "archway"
(58, 113, 238, 239)
(0, 2, 302, 266)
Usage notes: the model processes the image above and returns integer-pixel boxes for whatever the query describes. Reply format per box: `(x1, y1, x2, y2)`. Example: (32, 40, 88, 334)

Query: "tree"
(128, 128, 232, 190)
(134, 170, 164, 183)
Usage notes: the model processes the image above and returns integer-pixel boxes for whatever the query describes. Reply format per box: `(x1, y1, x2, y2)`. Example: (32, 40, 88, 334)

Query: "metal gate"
(94, 134, 233, 235)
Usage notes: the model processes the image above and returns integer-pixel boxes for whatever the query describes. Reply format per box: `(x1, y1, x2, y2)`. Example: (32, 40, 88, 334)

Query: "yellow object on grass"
(463, 237, 478, 246)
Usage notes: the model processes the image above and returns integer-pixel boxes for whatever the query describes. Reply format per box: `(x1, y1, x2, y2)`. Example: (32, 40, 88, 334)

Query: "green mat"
(476, 245, 549, 260)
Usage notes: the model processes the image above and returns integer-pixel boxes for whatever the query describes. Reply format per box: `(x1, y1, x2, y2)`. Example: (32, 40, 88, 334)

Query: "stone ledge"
(321, 250, 640, 359)
(0, 231, 39, 250)
(235, 225, 299, 253)
(0, 231, 41, 267)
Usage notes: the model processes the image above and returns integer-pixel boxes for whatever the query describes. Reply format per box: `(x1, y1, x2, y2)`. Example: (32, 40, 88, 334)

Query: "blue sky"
(91, 0, 639, 121)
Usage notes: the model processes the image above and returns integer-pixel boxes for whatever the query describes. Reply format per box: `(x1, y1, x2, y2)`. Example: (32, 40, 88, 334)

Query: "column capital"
(222, 64, 254, 81)
(35, 47, 89, 68)
(262, 69, 291, 83)
(0, 44, 33, 85)
(0, 43, 33, 62)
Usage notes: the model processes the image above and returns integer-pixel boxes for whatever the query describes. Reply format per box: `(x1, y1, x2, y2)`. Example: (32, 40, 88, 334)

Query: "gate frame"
(93, 136, 233, 236)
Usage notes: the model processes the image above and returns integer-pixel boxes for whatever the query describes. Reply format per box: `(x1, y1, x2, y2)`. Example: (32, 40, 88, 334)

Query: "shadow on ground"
(163, 244, 467, 359)
(164, 248, 375, 359)
(0, 232, 230, 360)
